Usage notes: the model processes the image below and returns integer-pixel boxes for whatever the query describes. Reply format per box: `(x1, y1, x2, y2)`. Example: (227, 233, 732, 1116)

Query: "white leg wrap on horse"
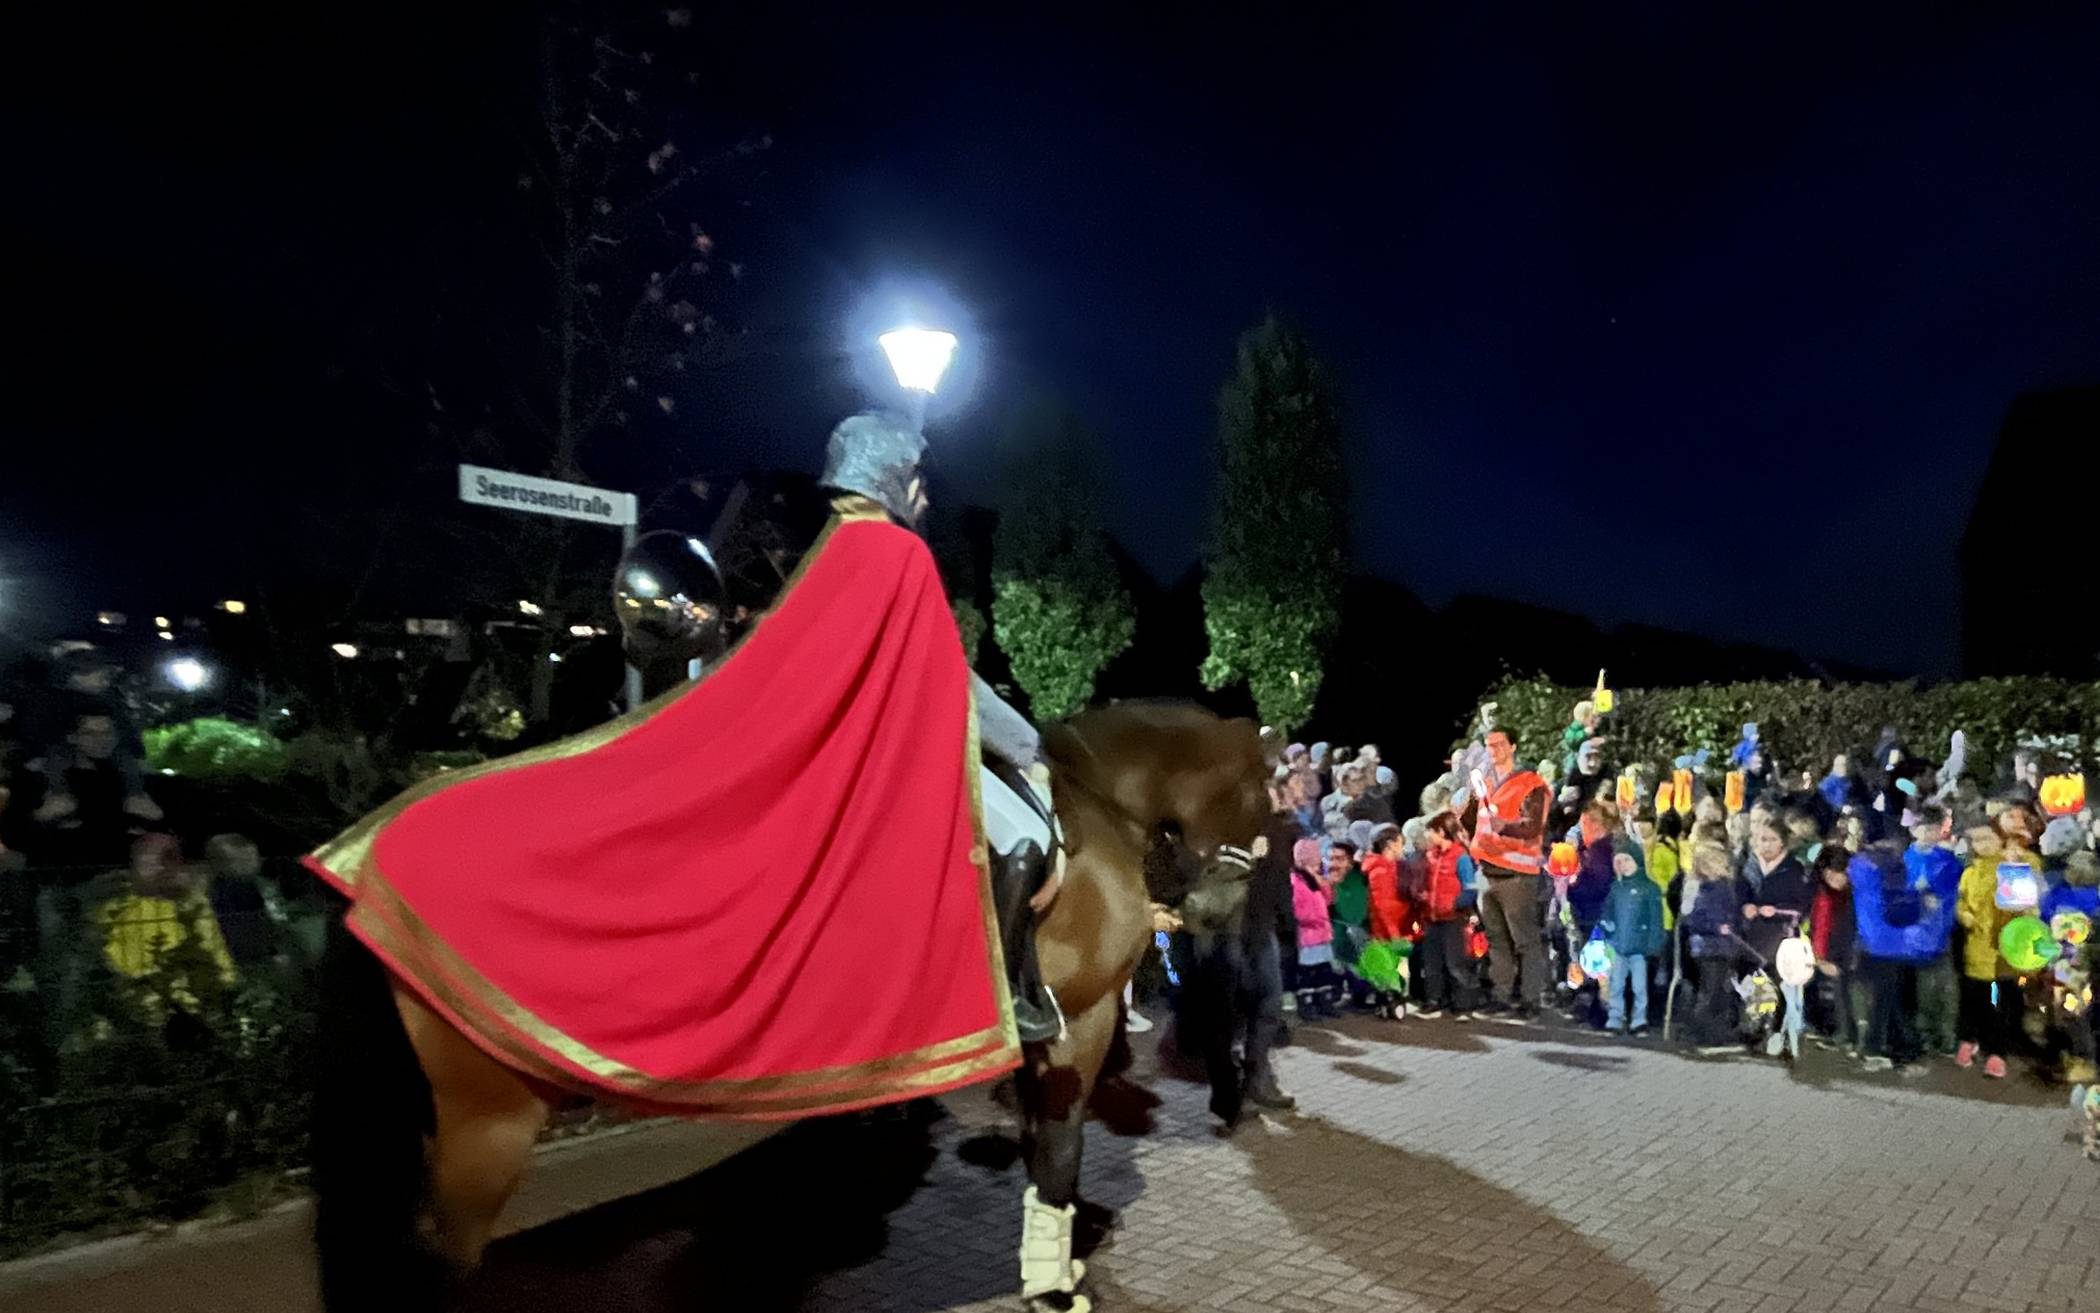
(1019, 1186, 1086, 1300)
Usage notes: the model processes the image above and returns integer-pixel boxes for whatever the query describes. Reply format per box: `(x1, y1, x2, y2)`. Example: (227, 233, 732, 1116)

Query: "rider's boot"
(1019, 1186, 1091, 1312)
(992, 841, 1064, 1044)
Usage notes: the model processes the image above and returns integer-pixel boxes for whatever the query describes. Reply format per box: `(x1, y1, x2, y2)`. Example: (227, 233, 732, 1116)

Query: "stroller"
(1735, 910, 1811, 1059)
(1663, 910, 1810, 1053)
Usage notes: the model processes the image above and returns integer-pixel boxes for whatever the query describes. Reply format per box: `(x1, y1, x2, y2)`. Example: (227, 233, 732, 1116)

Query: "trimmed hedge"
(1464, 676, 2099, 783)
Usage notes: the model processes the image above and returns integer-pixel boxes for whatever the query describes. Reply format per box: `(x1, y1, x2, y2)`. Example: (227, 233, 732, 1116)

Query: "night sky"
(9, 5, 2098, 675)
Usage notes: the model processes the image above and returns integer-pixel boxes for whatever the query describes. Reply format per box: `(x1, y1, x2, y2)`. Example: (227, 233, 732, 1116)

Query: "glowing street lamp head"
(166, 657, 209, 692)
(878, 327, 958, 396)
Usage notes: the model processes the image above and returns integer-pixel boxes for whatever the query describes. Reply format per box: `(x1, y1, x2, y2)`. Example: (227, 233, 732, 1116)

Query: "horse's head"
(1041, 700, 1271, 859)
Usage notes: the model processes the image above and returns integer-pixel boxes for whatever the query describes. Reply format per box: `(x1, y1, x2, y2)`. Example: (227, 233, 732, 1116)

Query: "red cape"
(307, 502, 1019, 1118)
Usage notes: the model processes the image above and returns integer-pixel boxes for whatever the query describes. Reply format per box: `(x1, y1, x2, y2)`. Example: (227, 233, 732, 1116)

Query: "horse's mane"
(1039, 700, 1245, 787)
(1040, 699, 1269, 852)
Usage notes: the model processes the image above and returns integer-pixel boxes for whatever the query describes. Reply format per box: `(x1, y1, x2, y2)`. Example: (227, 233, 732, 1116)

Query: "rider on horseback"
(818, 411, 1066, 1044)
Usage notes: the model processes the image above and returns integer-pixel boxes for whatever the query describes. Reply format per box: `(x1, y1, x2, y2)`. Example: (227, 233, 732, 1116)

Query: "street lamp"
(878, 327, 958, 429)
(165, 657, 210, 692)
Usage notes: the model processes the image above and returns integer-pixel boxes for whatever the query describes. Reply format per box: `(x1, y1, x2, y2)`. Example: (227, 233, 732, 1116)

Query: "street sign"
(458, 464, 637, 528)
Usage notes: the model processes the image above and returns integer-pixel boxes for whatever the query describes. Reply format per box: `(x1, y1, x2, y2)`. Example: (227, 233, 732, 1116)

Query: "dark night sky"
(8, 4, 2098, 675)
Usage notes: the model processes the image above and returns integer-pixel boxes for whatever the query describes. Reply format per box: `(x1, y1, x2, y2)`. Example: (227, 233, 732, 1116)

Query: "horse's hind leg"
(395, 985, 549, 1273)
(1018, 992, 1117, 1311)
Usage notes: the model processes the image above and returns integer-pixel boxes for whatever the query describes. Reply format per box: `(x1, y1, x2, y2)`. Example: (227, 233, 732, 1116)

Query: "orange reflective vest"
(1470, 769, 1549, 875)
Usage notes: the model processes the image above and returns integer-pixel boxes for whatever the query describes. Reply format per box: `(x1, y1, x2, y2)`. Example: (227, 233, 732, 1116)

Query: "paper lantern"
(1672, 769, 1694, 816)
(1357, 939, 1409, 993)
(2050, 909, 2091, 948)
(1775, 937, 1817, 986)
(1999, 915, 2061, 973)
(1594, 688, 1615, 715)
(1548, 842, 1579, 877)
(1578, 938, 1616, 981)
(1616, 773, 1638, 812)
(1465, 924, 1490, 960)
(1724, 771, 1746, 814)
(2039, 773, 2086, 817)
(1993, 862, 2039, 912)
(1566, 959, 1586, 990)
(2052, 958, 2086, 988)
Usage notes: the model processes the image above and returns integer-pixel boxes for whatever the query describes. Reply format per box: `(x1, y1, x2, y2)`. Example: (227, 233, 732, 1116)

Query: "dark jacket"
(1569, 834, 1615, 926)
(1242, 815, 1298, 951)
(1734, 856, 1812, 962)
(1682, 879, 1739, 960)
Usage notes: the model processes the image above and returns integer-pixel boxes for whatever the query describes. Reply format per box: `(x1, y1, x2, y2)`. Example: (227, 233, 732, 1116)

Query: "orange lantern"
(1616, 772, 1638, 813)
(1655, 780, 1676, 815)
(1673, 769, 1695, 816)
(2039, 773, 2086, 817)
(1548, 842, 1579, 877)
(1724, 770, 1746, 814)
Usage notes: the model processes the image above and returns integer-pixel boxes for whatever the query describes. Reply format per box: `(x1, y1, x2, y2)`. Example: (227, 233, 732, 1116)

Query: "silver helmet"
(820, 412, 925, 522)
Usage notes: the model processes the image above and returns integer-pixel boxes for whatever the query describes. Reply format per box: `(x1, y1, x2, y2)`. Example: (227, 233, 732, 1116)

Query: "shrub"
(1462, 675, 2098, 784)
(142, 719, 288, 784)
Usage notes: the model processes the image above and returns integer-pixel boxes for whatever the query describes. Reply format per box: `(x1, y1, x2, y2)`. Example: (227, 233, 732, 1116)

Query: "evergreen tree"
(1200, 316, 1348, 731)
(990, 399, 1136, 721)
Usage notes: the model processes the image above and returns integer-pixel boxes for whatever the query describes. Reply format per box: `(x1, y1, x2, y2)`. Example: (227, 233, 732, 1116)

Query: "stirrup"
(1019, 1186, 1088, 1303)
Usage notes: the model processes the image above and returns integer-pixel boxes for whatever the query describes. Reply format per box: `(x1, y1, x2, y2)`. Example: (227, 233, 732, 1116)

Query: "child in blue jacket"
(1599, 835, 1665, 1035)
(1850, 834, 1958, 1071)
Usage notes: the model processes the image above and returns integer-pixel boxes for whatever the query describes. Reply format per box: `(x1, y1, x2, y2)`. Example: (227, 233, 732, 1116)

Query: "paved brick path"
(467, 1013, 2099, 1313)
(6, 1013, 2095, 1312)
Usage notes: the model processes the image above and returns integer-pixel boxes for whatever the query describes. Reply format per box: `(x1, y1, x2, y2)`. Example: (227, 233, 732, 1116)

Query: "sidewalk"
(0, 1119, 781, 1313)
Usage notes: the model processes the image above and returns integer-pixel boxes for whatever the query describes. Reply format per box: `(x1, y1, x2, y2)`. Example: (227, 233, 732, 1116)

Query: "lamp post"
(878, 326, 958, 430)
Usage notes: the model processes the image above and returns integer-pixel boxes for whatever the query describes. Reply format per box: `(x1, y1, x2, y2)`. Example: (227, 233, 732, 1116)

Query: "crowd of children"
(1270, 707, 2099, 1097)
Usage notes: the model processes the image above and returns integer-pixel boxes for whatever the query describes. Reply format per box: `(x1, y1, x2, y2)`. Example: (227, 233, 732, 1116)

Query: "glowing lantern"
(1999, 915, 2060, 973)
(1465, 924, 1490, 960)
(1594, 688, 1614, 715)
(2039, 773, 2085, 817)
(2049, 909, 2091, 948)
(1655, 781, 1676, 814)
(1616, 772, 1638, 813)
(1578, 938, 1616, 981)
(1672, 769, 1694, 816)
(1993, 862, 2039, 912)
(1566, 960, 1586, 990)
(1775, 936, 1817, 987)
(1548, 842, 1580, 877)
(1724, 771, 1746, 814)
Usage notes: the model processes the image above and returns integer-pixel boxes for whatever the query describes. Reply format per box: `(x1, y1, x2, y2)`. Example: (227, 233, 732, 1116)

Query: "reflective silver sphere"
(614, 532, 729, 681)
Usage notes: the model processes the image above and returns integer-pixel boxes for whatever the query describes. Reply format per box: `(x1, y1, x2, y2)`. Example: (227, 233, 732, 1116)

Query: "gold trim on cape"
(312, 496, 1022, 1110)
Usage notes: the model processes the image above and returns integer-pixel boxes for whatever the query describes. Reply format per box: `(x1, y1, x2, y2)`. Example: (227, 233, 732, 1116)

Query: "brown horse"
(310, 699, 1269, 1312)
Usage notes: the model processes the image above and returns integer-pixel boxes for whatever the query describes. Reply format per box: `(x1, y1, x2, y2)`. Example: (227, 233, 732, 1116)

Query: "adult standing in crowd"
(1465, 726, 1550, 1021)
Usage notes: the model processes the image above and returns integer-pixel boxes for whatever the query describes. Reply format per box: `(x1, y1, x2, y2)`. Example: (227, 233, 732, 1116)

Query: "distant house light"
(96, 611, 126, 628)
(218, 599, 248, 615)
(331, 642, 360, 659)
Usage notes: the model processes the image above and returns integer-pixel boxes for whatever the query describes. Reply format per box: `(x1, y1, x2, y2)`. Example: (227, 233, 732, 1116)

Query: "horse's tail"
(311, 896, 446, 1311)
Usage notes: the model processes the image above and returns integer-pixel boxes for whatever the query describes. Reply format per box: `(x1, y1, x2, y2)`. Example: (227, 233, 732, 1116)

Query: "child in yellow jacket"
(1954, 821, 2026, 1079)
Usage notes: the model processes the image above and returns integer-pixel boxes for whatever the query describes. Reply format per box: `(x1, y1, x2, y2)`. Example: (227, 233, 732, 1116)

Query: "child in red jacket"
(1416, 812, 1480, 1018)
(1360, 824, 1417, 1020)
